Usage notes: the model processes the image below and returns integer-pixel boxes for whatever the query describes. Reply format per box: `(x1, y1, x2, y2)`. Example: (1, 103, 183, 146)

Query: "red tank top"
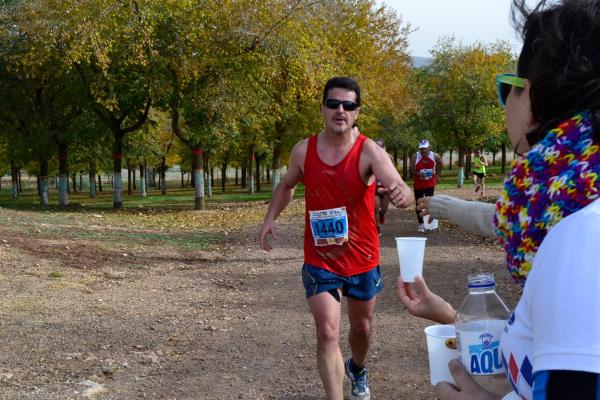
(302, 134, 379, 276)
(413, 151, 437, 190)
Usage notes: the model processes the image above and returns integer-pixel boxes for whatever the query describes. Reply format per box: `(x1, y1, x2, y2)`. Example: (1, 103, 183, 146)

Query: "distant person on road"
(409, 139, 442, 232)
(472, 149, 489, 196)
(259, 77, 413, 400)
(373, 138, 395, 235)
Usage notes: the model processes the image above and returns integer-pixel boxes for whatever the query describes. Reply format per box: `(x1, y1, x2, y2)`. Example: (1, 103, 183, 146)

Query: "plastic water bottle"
(455, 273, 511, 396)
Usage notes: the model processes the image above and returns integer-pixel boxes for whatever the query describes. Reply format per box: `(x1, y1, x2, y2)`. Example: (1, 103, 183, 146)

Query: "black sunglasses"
(324, 99, 359, 111)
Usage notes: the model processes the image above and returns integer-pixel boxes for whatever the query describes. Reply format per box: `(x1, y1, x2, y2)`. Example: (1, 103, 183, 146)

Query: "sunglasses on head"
(496, 73, 526, 107)
(324, 99, 359, 111)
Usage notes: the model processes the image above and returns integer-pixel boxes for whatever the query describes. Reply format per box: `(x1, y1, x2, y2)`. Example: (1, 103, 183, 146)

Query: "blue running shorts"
(301, 264, 383, 301)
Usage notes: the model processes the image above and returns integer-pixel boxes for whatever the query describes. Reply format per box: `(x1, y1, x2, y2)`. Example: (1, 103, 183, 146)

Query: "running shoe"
(417, 223, 425, 233)
(344, 358, 370, 400)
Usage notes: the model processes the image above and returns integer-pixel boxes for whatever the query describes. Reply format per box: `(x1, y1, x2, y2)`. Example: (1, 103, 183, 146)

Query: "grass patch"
(48, 271, 64, 279)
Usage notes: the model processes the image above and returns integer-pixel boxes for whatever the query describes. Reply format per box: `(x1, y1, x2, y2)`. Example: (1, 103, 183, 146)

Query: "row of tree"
(0, 0, 515, 209)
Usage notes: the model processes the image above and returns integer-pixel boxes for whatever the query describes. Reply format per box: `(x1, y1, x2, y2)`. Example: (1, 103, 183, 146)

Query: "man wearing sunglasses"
(259, 77, 413, 400)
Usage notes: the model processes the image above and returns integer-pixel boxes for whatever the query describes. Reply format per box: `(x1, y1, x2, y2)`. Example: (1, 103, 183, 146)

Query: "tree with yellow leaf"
(420, 39, 515, 186)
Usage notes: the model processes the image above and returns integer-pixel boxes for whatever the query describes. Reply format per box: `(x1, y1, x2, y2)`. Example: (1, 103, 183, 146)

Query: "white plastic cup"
(395, 237, 427, 282)
(424, 324, 458, 385)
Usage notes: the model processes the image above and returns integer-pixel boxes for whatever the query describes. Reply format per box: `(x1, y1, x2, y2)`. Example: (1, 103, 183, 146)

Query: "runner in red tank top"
(409, 139, 443, 232)
(303, 133, 378, 277)
(259, 77, 413, 400)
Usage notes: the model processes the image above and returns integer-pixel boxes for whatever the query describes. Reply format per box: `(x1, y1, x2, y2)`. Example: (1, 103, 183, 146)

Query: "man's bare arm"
(365, 140, 414, 209)
(259, 140, 307, 251)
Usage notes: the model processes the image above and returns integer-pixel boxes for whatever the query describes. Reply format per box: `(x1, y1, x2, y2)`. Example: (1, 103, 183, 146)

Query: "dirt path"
(0, 187, 520, 399)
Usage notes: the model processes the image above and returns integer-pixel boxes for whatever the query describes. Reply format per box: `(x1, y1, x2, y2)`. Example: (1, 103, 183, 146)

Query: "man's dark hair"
(322, 77, 361, 106)
(512, 0, 600, 143)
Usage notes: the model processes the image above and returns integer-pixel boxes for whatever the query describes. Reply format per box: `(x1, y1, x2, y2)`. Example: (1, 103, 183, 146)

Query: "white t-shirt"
(500, 197, 600, 399)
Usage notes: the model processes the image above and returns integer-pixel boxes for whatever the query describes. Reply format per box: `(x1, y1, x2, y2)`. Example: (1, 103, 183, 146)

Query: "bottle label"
(456, 320, 506, 376)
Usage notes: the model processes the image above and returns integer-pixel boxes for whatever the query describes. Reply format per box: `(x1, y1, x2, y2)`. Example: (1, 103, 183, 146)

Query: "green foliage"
(419, 39, 516, 154)
(0, 0, 518, 206)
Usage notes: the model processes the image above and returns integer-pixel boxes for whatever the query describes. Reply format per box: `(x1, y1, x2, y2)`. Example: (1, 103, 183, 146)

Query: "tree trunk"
(127, 164, 133, 195)
(221, 156, 228, 192)
(192, 148, 205, 210)
(113, 133, 124, 209)
(72, 173, 78, 193)
(402, 148, 409, 181)
(98, 175, 103, 192)
(10, 160, 18, 199)
(241, 161, 247, 189)
(465, 152, 472, 179)
(235, 168, 239, 186)
(255, 153, 261, 193)
(248, 146, 255, 194)
(206, 159, 213, 198)
(39, 158, 49, 206)
(209, 161, 214, 196)
(271, 145, 281, 192)
(89, 160, 97, 198)
(139, 162, 147, 197)
(58, 145, 69, 207)
(457, 147, 465, 188)
(161, 157, 167, 195)
(449, 149, 453, 170)
(181, 171, 184, 188)
(492, 152, 497, 166)
(501, 144, 507, 174)
(17, 168, 22, 193)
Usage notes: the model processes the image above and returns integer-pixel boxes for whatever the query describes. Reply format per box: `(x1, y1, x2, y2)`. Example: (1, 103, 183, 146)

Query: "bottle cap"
(467, 273, 495, 288)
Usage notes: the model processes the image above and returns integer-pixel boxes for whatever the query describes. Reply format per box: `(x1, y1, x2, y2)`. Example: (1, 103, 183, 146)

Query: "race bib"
(420, 168, 433, 180)
(309, 207, 349, 246)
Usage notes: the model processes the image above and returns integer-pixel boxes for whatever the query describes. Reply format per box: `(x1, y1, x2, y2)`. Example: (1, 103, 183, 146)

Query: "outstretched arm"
(417, 195, 497, 237)
(259, 141, 306, 251)
(365, 140, 414, 209)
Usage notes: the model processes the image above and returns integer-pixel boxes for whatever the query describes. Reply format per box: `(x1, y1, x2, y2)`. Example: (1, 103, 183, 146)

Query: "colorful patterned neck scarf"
(494, 111, 600, 287)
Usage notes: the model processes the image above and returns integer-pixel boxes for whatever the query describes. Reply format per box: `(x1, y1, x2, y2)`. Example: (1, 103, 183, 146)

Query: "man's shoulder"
(289, 138, 311, 165)
(359, 136, 382, 158)
(293, 137, 311, 152)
